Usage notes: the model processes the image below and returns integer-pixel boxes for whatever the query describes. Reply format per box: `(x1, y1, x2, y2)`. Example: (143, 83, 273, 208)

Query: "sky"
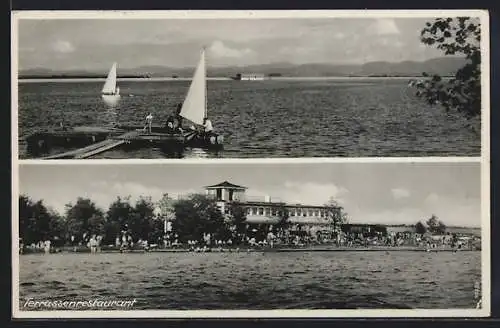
(17, 17, 449, 70)
(18, 162, 482, 227)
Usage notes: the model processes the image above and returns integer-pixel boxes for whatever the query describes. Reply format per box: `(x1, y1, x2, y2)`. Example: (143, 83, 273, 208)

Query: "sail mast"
(202, 47, 207, 119)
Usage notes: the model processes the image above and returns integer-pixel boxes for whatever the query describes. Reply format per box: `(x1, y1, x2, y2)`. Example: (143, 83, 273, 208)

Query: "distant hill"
(19, 57, 467, 79)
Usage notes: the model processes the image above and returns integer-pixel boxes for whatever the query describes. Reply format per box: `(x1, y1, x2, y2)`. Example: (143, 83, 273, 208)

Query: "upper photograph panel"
(13, 11, 487, 159)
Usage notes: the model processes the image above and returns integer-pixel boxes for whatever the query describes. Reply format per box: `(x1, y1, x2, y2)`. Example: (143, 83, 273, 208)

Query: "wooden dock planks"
(41, 131, 139, 159)
(73, 140, 125, 159)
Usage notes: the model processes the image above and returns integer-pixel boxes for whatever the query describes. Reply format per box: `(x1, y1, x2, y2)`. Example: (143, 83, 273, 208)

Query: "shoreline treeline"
(19, 194, 479, 252)
(19, 193, 347, 248)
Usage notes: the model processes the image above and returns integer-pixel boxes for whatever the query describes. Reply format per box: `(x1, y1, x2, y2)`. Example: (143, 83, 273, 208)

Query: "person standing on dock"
(144, 113, 153, 134)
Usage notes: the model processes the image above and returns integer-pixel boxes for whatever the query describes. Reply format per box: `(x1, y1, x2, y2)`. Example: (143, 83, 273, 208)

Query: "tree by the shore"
(20, 194, 352, 247)
(19, 195, 65, 245)
(128, 196, 156, 242)
(324, 198, 347, 232)
(104, 196, 134, 245)
(426, 214, 447, 234)
(229, 202, 248, 234)
(172, 194, 230, 243)
(275, 204, 290, 231)
(413, 17, 481, 119)
(65, 198, 105, 243)
(415, 221, 427, 234)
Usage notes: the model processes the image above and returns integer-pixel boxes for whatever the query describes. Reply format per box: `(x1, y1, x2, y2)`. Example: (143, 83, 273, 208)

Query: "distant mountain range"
(19, 57, 467, 79)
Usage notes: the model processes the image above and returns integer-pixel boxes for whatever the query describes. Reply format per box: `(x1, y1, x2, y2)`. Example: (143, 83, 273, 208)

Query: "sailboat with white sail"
(101, 62, 121, 106)
(178, 48, 224, 148)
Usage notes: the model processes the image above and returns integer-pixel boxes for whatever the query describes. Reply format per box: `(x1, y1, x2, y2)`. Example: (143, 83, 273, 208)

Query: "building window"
(229, 190, 234, 201)
(303, 209, 307, 217)
(252, 207, 257, 215)
(315, 210, 320, 217)
(308, 210, 313, 217)
(265, 208, 271, 215)
(272, 209, 277, 216)
(296, 209, 302, 216)
(258, 208, 264, 215)
(216, 189, 222, 200)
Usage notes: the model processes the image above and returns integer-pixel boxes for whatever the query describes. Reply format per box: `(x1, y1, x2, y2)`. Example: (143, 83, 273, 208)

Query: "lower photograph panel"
(14, 161, 486, 316)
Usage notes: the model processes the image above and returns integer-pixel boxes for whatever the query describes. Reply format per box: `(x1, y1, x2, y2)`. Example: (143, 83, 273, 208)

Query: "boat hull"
(102, 94, 121, 107)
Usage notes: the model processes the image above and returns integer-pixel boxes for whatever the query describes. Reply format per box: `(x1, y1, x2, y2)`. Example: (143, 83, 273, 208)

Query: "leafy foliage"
(413, 17, 481, 119)
(275, 204, 290, 230)
(172, 194, 230, 242)
(229, 202, 248, 233)
(415, 221, 427, 234)
(324, 197, 348, 232)
(425, 214, 447, 234)
(19, 195, 65, 244)
(128, 196, 156, 242)
(103, 196, 134, 244)
(65, 198, 105, 242)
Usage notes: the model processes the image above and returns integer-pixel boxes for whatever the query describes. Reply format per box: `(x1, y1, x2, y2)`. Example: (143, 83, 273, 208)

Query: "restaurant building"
(204, 181, 341, 231)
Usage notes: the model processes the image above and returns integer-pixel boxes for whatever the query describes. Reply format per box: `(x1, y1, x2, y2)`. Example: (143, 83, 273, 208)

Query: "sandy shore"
(21, 245, 478, 254)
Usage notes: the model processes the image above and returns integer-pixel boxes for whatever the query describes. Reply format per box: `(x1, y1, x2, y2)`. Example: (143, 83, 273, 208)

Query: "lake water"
(17, 79, 480, 158)
(19, 251, 481, 310)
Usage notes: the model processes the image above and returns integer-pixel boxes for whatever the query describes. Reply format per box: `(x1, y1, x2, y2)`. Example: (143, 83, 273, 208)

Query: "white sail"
(179, 50, 206, 126)
(102, 62, 118, 95)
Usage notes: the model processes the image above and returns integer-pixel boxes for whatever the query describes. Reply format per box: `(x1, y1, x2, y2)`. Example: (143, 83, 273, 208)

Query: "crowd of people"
(20, 224, 480, 254)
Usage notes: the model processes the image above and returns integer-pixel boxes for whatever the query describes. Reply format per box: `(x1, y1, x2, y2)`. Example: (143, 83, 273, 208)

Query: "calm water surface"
(19, 251, 481, 310)
(18, 79, 480, 158)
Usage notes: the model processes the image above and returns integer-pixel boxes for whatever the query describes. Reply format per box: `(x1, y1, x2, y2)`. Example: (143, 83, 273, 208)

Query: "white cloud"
(44, 181, 201, 215)
(424, 193, 440, 205)
(349, 207, 425, 225)
(371, 19, 400, 35)
(245, 182, 348, 207)
(52, 40, 75, 53)
(208, 40, 253, 58)
(391, 188, 411, 200)
(282, 181, 349, 206)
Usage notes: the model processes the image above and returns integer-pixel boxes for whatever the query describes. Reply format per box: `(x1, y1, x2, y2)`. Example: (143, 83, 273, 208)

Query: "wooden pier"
(29, 126, 223, 159)
(42, 131, 139, 159)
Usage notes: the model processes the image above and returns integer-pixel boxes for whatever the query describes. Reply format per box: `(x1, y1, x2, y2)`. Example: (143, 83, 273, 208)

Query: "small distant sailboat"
(102, 62, 121, 106)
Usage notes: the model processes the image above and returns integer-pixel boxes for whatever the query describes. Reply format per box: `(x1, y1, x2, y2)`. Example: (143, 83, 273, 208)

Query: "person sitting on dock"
(164, 115, 175, 133)
(144, 113, 153, 134)
(202, 117, 215, 141)
(174, 103, 184, 133)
